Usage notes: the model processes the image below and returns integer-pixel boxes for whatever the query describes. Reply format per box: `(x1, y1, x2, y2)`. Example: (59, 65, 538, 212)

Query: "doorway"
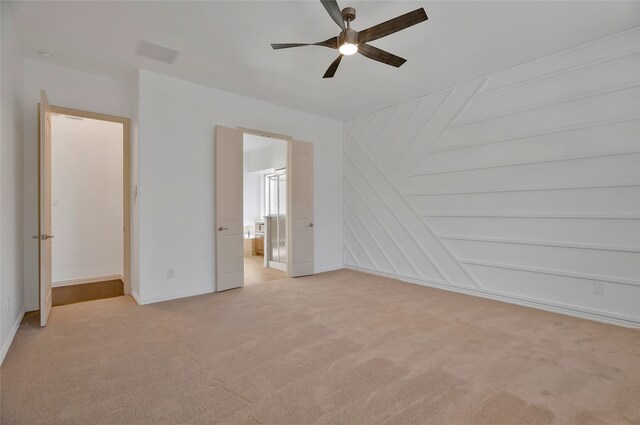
(215, 126, 314, 292)
(242, 133, 288, 284)
(47, 106, 130, 307)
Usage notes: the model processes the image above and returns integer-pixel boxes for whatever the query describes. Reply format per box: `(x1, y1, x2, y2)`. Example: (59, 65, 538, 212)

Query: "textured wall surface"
(343, 27, 640, 327)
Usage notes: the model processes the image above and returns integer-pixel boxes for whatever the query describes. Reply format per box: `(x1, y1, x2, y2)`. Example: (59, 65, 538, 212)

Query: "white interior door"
(288, 140, 314, 277)
(39, 90, 53, 326)
(215, 126, 244, 291)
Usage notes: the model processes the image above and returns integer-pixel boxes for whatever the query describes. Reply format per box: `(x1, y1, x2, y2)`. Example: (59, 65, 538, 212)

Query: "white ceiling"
(8, 1, 640, 121)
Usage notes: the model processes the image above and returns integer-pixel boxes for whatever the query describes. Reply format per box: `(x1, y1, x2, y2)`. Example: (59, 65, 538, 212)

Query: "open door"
(215, 126, 244, 291)
(38, 90, 53, 326)
(288, 140, 314, 277)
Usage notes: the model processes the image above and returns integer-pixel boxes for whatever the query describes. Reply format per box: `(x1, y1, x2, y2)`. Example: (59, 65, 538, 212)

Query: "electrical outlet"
(167, 269, 175, 279)
(593, 281, 605, 295)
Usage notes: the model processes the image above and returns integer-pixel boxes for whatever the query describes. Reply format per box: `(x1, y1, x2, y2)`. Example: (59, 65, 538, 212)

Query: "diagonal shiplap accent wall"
(343, 27, 640, 327)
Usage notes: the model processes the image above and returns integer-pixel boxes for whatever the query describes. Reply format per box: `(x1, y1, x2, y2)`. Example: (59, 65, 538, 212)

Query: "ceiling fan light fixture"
(271, 1, 428, 78)
(339, 42, 358, 55)
(338, 27, 358, 55)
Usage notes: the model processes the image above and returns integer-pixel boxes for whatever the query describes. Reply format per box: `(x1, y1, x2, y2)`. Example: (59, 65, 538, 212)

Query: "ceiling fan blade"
(271, 43, 313, 50)
(321, 0, 345, 31)
(323, 55, 343, 78)
(358, 8, 428, 43)
(271, 37, 337, 50)
(357, 43, 406, 68)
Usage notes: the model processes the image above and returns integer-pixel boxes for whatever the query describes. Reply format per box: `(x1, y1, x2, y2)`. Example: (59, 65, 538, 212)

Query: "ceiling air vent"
(135, 40, 179, 64)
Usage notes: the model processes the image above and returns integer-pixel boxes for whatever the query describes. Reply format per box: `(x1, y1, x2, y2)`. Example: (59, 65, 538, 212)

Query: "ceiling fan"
(271, 0, 428, 79)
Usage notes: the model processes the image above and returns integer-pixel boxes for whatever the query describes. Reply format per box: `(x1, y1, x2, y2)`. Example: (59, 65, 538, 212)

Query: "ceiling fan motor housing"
(339, 28, 358, 47)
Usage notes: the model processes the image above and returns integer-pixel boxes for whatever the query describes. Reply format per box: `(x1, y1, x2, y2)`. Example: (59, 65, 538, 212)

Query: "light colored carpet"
(1, 269, 639, 424)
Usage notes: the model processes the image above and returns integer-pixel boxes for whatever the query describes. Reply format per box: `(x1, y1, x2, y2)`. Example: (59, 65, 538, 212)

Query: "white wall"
(136, 70, 343, 303)
(51, 115, 123, 284)
(1, 2, 25, 363)
(22, 59, 135, 309)
(243, 160, 261, 228)
(343, 27, 640, 327)
(243, 140, 288, 228)
(245, 143, 286, 173)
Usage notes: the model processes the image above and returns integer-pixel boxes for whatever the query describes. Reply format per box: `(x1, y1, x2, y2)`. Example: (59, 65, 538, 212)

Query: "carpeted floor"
(1, 269, 639, 424)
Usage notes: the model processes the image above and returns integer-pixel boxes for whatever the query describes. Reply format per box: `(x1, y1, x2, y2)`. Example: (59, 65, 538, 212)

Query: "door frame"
(263, 169, 287, 271)
(41, 105, 132, 296)
(239, 127, 294, 276)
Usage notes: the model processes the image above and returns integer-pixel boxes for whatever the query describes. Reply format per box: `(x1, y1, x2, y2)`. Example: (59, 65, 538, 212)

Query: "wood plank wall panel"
(343, 27, 640, 327)
(426, 217, 640, 249)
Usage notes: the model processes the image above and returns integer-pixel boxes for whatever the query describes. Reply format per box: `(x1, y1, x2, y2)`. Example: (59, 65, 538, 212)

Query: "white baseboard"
(52, 274, 124, 288)
(268, 261, 287, 272)
(346, 265, 640, 329)
(1, 307, 26, 366)
(24, 303, 39, 312)
(131, 267, 343, 305)
(132, 286, 214, 305)
(130, 289, 141, 305)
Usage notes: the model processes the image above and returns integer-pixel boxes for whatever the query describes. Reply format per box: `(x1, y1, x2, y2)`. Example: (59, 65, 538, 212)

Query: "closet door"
(38, 90, 53, 326)
(288, 140, 314, 277)
(215, 126, 244, 291)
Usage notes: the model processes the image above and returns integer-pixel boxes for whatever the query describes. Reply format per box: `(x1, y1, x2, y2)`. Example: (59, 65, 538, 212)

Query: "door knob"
(308, 223, 313, 227)
(218, 226, 229, 231)
(33, 234, 54, 240)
